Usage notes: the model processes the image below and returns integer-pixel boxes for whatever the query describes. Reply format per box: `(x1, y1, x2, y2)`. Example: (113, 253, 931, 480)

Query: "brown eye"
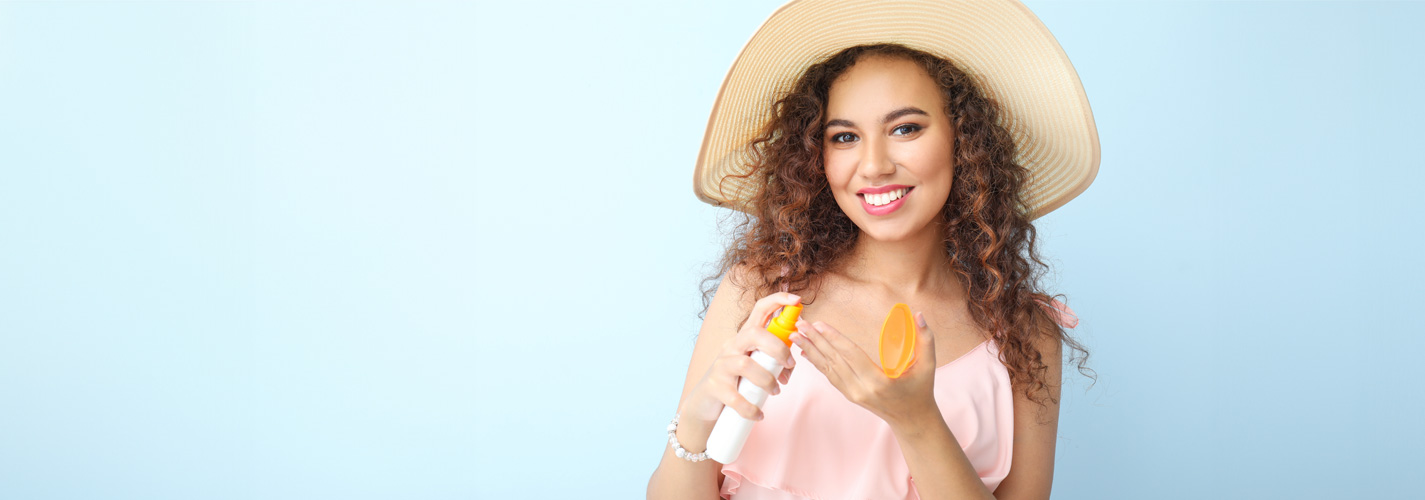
(893, 124, 922, 136)
(830, 132, 857, 144)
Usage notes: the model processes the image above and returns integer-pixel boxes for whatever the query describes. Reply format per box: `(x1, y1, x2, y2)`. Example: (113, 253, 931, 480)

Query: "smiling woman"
(649, 1, 1101, 499)
(823, 57, 956, 228)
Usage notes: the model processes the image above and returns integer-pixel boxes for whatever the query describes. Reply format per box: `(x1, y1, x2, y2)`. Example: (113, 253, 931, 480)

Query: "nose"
(856, 133, 897, 180)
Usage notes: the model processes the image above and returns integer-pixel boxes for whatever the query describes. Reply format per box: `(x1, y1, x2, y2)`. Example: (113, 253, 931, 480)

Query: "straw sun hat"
(692, 0, 1100, 221)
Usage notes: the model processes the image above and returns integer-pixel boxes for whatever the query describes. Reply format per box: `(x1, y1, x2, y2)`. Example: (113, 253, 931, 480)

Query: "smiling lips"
(859, 187, 913, 215)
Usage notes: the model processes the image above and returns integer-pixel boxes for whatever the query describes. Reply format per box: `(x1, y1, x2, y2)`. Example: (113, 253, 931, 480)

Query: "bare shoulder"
(1014, 316, 1065, 422)
(675, 262, 770, 414)
(701, 262, 766, 340)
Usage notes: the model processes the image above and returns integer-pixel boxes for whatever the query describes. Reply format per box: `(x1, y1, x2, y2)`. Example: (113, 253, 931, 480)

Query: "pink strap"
(778, 263, 790, 293)
(1038, 297, 1080, 328)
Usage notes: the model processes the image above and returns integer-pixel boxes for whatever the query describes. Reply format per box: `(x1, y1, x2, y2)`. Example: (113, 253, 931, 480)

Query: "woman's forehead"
(826, 57, 943, 121)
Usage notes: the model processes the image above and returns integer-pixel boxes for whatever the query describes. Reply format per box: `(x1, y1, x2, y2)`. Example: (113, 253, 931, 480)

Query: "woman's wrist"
(884, 400, 943, 436)
(672, 406, 715, 452)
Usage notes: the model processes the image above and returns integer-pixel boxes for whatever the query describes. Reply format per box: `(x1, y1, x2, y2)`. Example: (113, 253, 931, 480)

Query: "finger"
(714, 352, 781, 397)
(791, 320, 822, 357)
(809, 321, 878, 375)
(734, 355, 782, 397)
(801, 320, 857, 376)
(749, 292, 802, 333)
(714, 377, 765, 421)
(791, 325, 845, 387)
(915, 312, 934, 349)
(790, 330, 821, 365)
(915, 311, 934, 370)
(777, 366, 792, 385)
(743, 293, 802, 368)
(741, 328, 795, 370)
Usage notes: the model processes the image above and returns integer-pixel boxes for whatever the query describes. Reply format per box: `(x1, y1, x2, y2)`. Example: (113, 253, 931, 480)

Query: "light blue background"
(1, 0, 1420, 498)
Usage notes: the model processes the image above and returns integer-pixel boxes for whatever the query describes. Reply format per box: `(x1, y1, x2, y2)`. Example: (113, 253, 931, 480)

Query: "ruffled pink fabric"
(719, 298, 1078, 499)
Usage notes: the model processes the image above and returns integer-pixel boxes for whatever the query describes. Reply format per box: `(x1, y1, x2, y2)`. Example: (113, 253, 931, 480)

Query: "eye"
(830, 132, 857, 144)
(893, 124, 922, 136)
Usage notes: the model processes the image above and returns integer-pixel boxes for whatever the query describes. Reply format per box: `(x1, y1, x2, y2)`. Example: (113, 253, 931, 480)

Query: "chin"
(855, 220, 918, 241)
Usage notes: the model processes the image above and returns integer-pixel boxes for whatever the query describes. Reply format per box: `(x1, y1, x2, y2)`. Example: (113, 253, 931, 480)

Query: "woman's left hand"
(791, 312, 938, 426)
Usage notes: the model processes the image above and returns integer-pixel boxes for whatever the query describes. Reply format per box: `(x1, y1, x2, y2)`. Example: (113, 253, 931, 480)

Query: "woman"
(648, 1, 1099, 499)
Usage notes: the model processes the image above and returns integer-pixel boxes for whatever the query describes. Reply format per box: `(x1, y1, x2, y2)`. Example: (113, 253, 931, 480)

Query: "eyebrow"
(824, 106, 930, 129)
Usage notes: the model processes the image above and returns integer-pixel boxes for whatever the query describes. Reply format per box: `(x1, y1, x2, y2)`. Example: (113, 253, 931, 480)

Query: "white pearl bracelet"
(667, 413, 710, 462)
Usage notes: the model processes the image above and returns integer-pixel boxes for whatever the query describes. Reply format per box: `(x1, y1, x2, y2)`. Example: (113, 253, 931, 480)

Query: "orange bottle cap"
(878, 303, 917, 378)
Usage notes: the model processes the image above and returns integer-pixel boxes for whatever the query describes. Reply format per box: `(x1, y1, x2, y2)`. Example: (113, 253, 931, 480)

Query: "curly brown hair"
(697, 42, 1095, 414)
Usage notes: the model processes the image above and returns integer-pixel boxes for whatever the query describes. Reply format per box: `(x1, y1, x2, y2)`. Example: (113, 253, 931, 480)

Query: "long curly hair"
(697, 43, 1095, 414)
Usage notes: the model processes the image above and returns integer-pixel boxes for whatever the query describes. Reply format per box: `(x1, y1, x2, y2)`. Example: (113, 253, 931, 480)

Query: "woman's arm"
(647, 264, 760, 500)
(891, 329, 1062, 500)
(888, 405, 996, 500)
(987, 331, 1062, 500)
(646, 413, 724, 500)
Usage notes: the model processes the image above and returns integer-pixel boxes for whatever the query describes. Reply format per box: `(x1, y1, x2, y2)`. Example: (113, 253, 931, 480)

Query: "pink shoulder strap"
(1037, 297, 1080, 328)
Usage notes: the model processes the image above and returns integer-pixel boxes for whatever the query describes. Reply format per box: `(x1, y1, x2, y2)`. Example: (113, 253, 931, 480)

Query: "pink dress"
(719, 297, 1079, 500)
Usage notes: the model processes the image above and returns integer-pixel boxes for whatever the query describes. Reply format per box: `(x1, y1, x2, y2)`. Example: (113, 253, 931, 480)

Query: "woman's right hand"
(679, 292, 801, 426)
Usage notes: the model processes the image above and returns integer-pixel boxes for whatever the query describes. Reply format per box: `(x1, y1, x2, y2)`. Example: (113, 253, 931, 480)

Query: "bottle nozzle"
(765, 303, 802, 345)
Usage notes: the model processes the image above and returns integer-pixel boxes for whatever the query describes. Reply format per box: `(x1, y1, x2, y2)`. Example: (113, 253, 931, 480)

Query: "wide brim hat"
(692, 0, 1100, 220)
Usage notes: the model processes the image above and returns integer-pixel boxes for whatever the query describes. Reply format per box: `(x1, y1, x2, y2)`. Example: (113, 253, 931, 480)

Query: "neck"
(837, 219, 962, 300)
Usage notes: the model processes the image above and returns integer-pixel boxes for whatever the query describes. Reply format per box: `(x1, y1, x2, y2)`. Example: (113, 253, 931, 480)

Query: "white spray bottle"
(705, 302, 801, 464)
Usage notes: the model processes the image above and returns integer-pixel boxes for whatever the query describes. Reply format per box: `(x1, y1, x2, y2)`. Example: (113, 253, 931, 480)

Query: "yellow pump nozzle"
(765, 303, 802, 346)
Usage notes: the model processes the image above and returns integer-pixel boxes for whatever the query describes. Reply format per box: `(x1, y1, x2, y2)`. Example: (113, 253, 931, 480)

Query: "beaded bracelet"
(667, 413, 710, 462)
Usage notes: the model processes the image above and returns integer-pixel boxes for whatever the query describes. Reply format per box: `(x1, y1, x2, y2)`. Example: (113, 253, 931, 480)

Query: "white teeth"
(866, 188, 907, 206)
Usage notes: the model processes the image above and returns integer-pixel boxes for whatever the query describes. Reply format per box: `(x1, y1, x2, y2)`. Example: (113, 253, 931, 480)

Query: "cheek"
(821, 154, 852, 187)
(918, 127, 955, 168)
(911, 165, 954, 207)
(925, 145, 956, 192)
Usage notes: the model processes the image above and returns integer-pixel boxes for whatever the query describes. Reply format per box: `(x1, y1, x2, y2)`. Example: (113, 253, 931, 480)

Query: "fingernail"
(916, 312, 927, 329)
(790, 294, 801, 301)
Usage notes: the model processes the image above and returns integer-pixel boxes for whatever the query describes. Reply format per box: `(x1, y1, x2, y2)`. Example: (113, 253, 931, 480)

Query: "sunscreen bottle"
(704, 302, 801, 464)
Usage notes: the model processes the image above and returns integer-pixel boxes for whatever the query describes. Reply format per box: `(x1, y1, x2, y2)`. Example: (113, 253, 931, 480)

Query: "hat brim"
(692, 0, 1100, 220)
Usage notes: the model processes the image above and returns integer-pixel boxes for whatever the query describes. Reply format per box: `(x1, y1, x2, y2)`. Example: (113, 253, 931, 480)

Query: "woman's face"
(822, 55, 955, 241)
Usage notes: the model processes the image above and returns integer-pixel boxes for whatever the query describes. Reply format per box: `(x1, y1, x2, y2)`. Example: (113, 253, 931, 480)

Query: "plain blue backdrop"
(1, 0, 1421, 498)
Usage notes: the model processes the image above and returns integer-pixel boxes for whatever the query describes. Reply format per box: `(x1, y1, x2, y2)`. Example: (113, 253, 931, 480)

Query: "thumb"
(911, 312, 934, 372)
(915, 311, 933, 350)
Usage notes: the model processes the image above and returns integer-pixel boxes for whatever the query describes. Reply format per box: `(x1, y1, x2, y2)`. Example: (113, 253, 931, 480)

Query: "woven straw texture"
(692, 0, 1099, 220)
